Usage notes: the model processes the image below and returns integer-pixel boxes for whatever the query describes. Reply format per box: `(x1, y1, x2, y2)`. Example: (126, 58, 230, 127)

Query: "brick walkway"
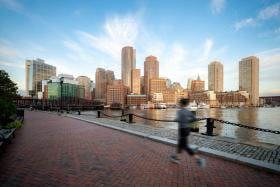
(0, 111, 279, 186)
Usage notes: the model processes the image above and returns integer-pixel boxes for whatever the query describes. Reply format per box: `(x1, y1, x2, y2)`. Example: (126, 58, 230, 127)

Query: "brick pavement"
(0, 111, 279, 187)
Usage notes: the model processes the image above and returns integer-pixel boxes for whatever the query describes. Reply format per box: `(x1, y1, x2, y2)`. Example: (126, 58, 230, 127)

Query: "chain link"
(214, 119, 280, 134)
(80, 111, 280, 135)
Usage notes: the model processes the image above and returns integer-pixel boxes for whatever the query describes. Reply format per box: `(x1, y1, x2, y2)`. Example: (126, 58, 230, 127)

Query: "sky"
(0, 0, 279, 96)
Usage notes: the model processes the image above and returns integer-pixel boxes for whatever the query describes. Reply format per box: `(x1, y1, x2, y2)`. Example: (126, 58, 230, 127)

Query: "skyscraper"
(95, 68, 107, 102)
(121, 46, 136, 91)
(25, 58, 56, 97)
(106, 70, 115, 85)
(144, 55, 159, 96)
(95, 68, 115, 102)
(208, 61, 223, 92)
(76, 76, 92, 100)
(131, 69, 141, 94)
(239, 56, 259, 106)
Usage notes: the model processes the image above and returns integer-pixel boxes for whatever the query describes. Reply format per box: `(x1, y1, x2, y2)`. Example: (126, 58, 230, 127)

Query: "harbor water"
(106, 107, 280, 145)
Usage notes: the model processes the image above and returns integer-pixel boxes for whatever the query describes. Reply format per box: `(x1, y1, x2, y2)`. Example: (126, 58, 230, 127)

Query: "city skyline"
(0, 0, 280, 96)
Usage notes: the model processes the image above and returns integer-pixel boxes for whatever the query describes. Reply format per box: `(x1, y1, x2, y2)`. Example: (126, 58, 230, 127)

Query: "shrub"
(3, 120, 22, 129)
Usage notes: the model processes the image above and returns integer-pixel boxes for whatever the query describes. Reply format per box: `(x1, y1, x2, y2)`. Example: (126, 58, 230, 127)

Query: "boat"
(155, 103, 167, 109)
(129, 105, 137, 109)
(220, 105, 226, 109)
(187, 101, 198, 111)
(198, 103, 210, 109)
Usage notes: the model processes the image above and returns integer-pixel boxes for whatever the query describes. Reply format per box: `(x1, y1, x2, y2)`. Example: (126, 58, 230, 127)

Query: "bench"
(0, 128, 16, 146)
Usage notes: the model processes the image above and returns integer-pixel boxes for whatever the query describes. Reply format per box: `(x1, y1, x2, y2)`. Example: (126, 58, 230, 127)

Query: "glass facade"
(25, 59, 56, 97)
(48, 82, 85, 100)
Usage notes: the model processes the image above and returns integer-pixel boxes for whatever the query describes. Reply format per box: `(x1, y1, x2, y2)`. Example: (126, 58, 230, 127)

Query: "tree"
(0, 70, 18, 124)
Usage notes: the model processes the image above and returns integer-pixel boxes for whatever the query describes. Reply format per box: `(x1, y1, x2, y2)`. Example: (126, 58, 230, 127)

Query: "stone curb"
(67, 115, 280, 174)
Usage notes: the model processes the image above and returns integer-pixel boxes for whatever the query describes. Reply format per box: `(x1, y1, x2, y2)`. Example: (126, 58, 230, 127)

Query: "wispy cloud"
(234, 18, 255, 31)
(234, 3, 280, 31)
(210, 0, 226, 14)
(77, 14, 139, 60)
(258, 3, 280, 20)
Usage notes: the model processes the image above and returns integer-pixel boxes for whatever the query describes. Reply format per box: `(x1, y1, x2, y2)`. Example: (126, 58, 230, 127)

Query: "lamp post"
(60, 77, 64, 111)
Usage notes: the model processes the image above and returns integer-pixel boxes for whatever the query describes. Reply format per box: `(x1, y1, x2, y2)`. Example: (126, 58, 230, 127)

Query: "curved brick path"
(0, 111, 279, 186)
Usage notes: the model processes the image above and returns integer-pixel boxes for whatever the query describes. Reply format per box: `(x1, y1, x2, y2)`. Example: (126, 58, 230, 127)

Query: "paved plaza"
(0, 111, 279, 186)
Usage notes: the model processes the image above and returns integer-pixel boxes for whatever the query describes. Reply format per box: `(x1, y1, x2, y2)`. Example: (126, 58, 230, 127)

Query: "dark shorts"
(177, 128, 194, 155)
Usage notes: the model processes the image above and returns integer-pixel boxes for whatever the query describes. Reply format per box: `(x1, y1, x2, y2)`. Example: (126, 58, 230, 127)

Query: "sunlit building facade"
(239, 56, 259, 106)
(25, 58, 56, 97)
(208, 61, 223, 92)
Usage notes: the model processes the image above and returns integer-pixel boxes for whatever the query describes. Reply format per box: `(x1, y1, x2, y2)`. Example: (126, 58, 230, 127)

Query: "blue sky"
(0, 0, 279, 96)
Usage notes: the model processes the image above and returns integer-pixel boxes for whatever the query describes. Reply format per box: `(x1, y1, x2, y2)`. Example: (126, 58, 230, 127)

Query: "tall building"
(131, 69, 141, 94)
(144, 55, 159, 96)
(95, 68, 115, 102)
(121, 46, 136, 91)
(106, 70, 115, 85)
(191, 75, 205, 92)
(25, 58, 56, 97)
(76, 76, 91, 100)
(239, 56, 259, 106)
(95, 68, 107, 102)
(149, 78, 167, 95)
(208, 61, 223, 92)
(140, 76, 145, 94)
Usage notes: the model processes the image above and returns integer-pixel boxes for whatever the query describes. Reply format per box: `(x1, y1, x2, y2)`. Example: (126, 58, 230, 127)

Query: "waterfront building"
(121, 46, 136, 91)
(216, 91, 249, 107)
(127, 94, 147, 106)
(47, 74, 84, 100)
(76, 76, 92, 100)
(152, 93, 164, 103)
(144, 55, 159, 96)
(208, 61, 223, 92)
(131, 69, 141, 94)
(175, 90, 189, 103)
(106, 84, 128, 106)
(149, 78, 167, 95)
(163, 89, 176, 105)
(191, 75, 205, 92)
(25, 58, 56, 97)
(189, 91, 216, 107)
(239, 56, 259, 106)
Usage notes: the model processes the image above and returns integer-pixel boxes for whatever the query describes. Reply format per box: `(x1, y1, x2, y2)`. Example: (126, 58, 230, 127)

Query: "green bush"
(3, 120, 22, 129)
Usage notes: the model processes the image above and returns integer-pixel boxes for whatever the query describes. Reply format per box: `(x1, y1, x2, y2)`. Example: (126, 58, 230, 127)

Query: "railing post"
(128, 113, 133, 123)
(78, 110, 80, 115)
(202, 118, 217, 136)
(97, 110, 101, 118)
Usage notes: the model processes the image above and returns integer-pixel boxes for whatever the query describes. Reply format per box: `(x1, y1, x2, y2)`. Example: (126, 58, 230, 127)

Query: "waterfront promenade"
(0, 111, 279, 186)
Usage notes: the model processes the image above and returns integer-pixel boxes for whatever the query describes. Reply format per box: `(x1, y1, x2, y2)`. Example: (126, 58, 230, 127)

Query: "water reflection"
(235, 108, 257, 143)
(103, 107, 280, 145)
